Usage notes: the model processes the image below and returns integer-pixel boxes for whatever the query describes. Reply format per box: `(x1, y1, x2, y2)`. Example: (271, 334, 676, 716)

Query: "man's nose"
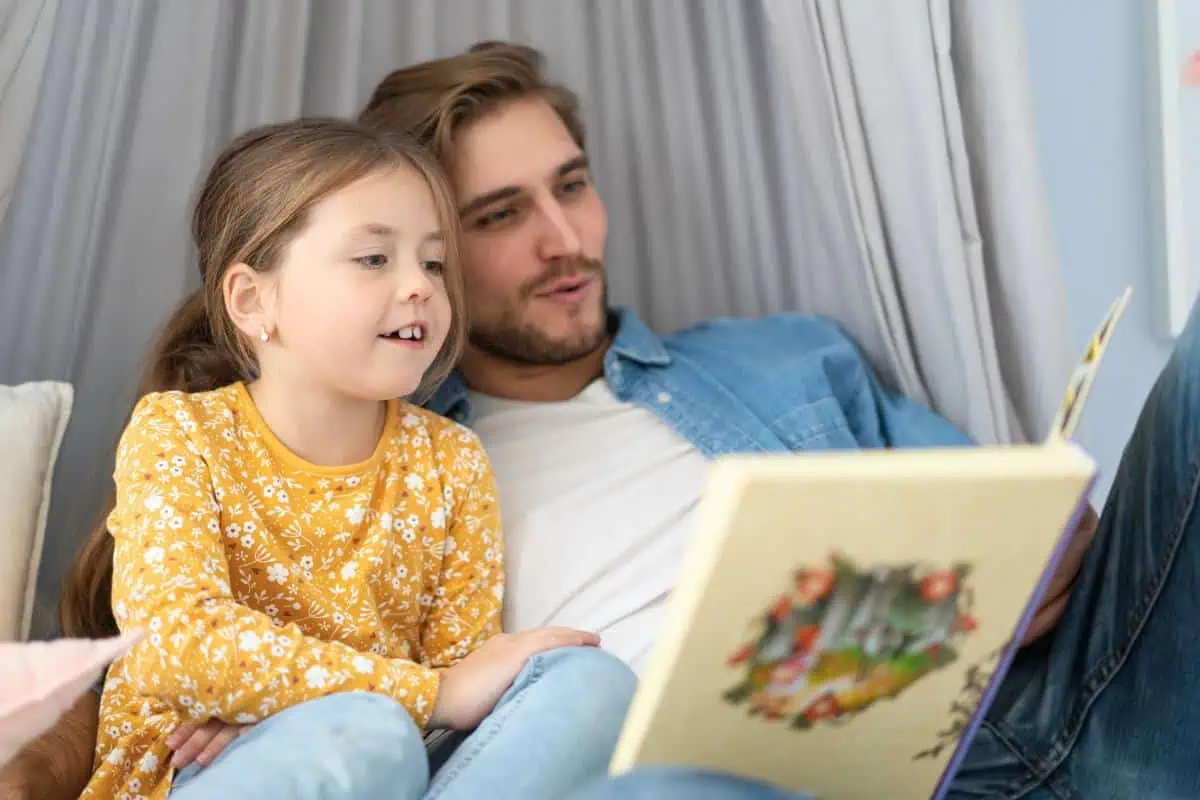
(537, 202, 584, 260)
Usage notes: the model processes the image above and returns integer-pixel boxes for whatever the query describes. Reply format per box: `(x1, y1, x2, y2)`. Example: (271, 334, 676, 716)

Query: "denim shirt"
(426, 308, 972, 456)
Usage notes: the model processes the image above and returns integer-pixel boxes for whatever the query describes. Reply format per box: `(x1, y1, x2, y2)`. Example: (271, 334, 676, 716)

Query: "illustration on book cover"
(723, 553, 992, 746)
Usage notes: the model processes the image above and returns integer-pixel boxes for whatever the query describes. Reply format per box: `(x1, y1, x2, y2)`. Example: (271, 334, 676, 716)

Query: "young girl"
(75, 118, 635, 799)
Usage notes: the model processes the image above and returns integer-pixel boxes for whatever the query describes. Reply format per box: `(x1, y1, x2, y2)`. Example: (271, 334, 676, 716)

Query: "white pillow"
(0, 382, 73, 641)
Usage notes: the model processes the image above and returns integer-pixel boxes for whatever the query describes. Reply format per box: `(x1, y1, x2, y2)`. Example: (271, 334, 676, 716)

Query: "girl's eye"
(423, 260, 445, 276)
(355, 254, 388, 269)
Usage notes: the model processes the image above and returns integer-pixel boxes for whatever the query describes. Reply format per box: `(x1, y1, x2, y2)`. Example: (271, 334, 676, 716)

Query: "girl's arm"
(419, 428, 505, 668)
(108, 394, 440, 727)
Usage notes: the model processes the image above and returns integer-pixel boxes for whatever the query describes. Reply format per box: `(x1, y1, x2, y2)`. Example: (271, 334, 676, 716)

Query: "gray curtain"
(0, 0, 1073, 638)
(762, 0, 1074, 444)
(0, 0, 58, 223)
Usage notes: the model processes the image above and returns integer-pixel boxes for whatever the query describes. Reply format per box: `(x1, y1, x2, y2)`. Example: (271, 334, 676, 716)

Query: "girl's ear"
(223, 264, 276, 341)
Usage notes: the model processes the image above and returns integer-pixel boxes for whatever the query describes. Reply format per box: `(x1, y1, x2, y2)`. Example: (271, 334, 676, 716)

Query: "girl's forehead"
(303, 167, 443, 240)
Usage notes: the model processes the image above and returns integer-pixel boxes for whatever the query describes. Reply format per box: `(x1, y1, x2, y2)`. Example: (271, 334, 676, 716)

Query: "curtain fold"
(0, 0, 1073, 636)
(0, 0, 58, 226)
(761, 0, 1074, 444)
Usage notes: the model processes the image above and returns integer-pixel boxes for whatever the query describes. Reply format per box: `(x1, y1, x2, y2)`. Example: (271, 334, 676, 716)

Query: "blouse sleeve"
(419, 425, 505, 668)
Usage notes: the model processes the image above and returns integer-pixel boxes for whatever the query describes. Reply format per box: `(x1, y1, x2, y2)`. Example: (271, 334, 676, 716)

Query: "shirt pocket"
(771, 394, 857, 450)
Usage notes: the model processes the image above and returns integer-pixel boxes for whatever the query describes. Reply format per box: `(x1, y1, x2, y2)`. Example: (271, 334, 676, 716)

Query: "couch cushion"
(0, 382, 73, 641)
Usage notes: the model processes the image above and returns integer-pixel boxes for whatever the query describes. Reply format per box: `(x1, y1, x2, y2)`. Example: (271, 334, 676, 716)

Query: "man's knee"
(1159, 296, 1200, 408)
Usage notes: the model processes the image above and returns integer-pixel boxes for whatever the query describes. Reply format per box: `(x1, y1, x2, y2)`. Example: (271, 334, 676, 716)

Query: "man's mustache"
(519, 258, 604, 299)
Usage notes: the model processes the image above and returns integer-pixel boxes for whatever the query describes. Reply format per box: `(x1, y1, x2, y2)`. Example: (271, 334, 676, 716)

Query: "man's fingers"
(194, 725, 243, 767)
(170, 723, 220, 768)
(1047, 506, 1099, 600)
(1022, 590, 1070, 646)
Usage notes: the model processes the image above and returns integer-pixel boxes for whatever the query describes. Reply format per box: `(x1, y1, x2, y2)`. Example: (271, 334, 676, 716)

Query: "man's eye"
(476, 208, 515, 229)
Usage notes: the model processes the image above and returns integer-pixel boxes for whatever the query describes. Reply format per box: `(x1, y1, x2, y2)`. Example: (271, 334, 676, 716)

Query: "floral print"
(82, 383, 504, 799)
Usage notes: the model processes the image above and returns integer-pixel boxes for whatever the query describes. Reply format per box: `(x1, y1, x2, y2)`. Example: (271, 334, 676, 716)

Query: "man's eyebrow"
(458, 186, 521, 217)
(556, 154, 589, 177)
(458, 154, 591, 216)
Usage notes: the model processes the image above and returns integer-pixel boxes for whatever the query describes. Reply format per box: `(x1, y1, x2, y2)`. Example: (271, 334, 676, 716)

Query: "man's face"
(450, 97, 609, 366)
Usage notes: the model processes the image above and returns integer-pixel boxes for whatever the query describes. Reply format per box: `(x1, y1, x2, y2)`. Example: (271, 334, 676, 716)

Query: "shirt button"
(656, 392, 672, 404)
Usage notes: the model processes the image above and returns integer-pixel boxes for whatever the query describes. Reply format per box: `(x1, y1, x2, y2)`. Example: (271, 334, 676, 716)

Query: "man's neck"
(458, 341, 609, 403)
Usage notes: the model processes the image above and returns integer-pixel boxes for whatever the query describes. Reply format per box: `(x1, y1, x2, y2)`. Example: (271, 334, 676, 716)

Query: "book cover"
(609, 288, 1131, 798)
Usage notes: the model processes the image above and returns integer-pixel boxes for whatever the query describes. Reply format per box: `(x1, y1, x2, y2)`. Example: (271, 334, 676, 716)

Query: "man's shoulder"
(661, 312, 865, 362)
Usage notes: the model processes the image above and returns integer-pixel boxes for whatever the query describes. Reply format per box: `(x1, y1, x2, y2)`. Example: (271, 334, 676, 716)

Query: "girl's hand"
(428, 627, 600, 731)
(167, 719, 250, 768)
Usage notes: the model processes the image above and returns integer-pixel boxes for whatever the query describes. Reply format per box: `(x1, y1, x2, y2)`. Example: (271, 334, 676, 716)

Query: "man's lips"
(535, 275, 594, 298)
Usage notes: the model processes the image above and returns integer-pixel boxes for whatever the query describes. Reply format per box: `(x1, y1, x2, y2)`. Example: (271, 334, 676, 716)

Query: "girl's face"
(255, 165, 452, 402)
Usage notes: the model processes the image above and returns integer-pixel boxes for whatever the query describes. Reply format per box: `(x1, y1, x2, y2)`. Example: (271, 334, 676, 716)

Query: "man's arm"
(0, 691, 99, 800)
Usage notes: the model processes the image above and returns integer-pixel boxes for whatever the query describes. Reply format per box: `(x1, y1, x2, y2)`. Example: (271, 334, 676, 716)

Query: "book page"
(1047, 286, 1131, 441)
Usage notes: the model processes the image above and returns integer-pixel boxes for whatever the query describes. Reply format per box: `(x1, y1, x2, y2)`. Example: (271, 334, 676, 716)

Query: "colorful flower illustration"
(722, 553, 978, 731)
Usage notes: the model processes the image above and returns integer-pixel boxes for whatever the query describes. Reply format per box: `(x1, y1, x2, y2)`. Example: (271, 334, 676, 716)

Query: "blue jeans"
(577, 300, 1200, 800)
(171, 646, 635, 799)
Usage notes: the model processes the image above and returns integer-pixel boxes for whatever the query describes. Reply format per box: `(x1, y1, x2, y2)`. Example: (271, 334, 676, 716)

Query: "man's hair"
(358, 41, 586, 163)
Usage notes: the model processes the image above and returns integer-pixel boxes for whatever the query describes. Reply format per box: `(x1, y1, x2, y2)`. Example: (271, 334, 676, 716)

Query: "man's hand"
(0, 691, 98, 800)
(1022, 504, 1099, 645)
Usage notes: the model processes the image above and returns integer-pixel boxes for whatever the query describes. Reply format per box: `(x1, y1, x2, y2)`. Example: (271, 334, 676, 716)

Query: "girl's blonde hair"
(60, 117, 466, 639)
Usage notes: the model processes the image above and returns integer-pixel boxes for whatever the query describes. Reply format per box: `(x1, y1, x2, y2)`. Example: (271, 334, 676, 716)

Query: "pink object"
(1182, 51, 1200, 87)
(0, 630, 142, 767)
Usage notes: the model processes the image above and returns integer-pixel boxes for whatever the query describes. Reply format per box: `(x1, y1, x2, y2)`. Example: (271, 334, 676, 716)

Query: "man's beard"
(469, 258, 608, 367)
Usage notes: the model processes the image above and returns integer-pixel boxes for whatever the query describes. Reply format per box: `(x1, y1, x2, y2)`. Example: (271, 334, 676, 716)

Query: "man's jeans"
(578, 299, 1200, 800)
(170, 646, 636, 799)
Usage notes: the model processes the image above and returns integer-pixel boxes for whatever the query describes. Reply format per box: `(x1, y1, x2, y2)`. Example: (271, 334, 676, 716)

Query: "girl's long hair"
(58, 118, 467, 638)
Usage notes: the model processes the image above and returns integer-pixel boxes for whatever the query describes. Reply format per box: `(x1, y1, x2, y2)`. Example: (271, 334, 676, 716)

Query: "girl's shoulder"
(124, 384, 242, 441)
(395, 402, 484, 450)
(390, 402, 490, 477)
(130, 384, 240, 420)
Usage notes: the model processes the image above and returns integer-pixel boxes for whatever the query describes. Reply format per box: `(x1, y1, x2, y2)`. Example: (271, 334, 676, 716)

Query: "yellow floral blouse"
(82, 383, 504, 800)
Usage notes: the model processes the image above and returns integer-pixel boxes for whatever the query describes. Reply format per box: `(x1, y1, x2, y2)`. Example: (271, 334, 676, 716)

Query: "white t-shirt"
(469, 380, 708, 674)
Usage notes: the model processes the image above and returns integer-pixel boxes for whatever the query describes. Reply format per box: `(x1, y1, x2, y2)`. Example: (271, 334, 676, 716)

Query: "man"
(4, 40, 1198, 799)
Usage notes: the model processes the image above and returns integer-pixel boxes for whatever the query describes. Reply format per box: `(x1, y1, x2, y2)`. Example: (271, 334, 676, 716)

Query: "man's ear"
(223, 264, 275, 341)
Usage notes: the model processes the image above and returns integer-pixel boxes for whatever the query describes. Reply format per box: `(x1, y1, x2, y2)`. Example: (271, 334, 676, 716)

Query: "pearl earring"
(259, 326, 270, 343)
